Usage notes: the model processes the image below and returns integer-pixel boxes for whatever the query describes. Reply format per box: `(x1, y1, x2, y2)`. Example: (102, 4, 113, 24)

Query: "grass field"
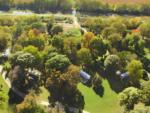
(78, 80, 122, 113)
(12, 0, 150, 5)
(13, 0, 34, 4)
(0, 75, 12, 113)
(104, 0, 150, 4)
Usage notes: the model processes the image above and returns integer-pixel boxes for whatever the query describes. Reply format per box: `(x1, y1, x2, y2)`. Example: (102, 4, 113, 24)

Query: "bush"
(126, 60, 143, 86)
(104, 55, 120, 73)
(45, 54, 70, 73)
(51, 25, 63, 36)
(118, 87, 140, 111)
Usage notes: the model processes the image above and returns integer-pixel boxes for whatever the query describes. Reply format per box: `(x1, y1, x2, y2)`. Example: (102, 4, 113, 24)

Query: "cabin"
(120, 72, 129, 81)
(80, 70, 91, 83)
(116, 70, 130, 84)
(1, 48, 11, 61)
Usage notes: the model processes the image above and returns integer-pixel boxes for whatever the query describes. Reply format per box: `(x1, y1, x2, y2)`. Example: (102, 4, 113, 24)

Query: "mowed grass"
(0, 75, 12, 113)
(78, 80, 122, 113)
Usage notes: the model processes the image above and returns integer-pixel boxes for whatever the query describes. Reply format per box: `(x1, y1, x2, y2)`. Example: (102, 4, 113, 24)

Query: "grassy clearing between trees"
(78, 80, 122, 113)
(0, 75, 12, 113)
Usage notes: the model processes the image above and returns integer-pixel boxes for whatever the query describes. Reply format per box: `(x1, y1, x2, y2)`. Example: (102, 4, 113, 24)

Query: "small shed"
(80, 70, 91, 83)
(120, 72, 129, 81)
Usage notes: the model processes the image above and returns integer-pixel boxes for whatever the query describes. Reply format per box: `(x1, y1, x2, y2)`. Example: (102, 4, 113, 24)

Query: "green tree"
(139, 22, 150, 38)
(19, 29, 46, 50)
(16, 92, 45, 113)
(89, 37, 109, 57)
(102, 27, 117, 39)
(126, 60, 143, 86)
(51, 25, 63, 36)
(123, 33, 145, 56)
(140, 81, 150, 105)
(46, 65, 84, 112)
(111, 21, 127, 36)
(108, 33, 122, 51)
(118, 87, 139, 111)
(23, 45, 42, 69)
(77, 48, 93, 67)
(104, 55, 120, 73)
(45, 54, 70, 73)
(130, 106, 150, 113)
(12, 52, 36, 68)
(0, 31, 10, 52)
(51, 35, 64, 52)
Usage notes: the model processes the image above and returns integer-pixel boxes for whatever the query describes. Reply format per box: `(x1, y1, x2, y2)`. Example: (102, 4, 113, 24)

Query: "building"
(80, 70, 91, 83)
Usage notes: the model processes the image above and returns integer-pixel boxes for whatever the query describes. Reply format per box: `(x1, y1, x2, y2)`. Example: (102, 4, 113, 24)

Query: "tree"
(11, 52, 36, 68)
(139, 22, 150, 38)
(51, 35, 64, 52)
(130, 106, 150, 113)
(45, 54, 70, 73)
(0, 31, 10, 52)
(92, 75, 104, 97)
(0, 0, 10, 11)
(111, 21, 127, 36)
(102, 27, 117, 39)
(104, 55, 120, 73)
(31, 22, 46, 33)
(126, 60, 143, 86)
(77, 48, 93, 67)
(16, 91, 46, 113)
(45, 65, 84, 112)
(51, 25, 63, 36)
(118, 87, 139, 111)
(63, 38, 80, 64)
(89, 37, 109, 57)
(83, 32, 94, 48)
(117, 51, 138, 71)
(123, 33, 145, 56)
(140, 81, 150, 105)
(19, 29, 46, 50)
(108, 33, 122, 51)
(23, 45, 42, 68)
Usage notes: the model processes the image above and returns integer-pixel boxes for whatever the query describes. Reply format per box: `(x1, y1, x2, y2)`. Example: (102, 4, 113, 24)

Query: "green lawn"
(78, 80, 123, 113)
(0, 75, 12, 113)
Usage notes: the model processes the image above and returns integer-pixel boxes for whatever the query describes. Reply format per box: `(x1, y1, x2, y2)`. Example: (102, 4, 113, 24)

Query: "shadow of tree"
(105, 72, 125, 93)
(93, 85, 104, 97)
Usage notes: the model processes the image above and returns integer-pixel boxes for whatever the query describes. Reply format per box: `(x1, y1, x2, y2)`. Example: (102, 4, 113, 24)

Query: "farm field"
(104, 0, 150, 4)
(13, 0, 34, 4)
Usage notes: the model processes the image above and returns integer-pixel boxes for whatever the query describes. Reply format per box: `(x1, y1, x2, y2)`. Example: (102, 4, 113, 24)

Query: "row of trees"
(0, 0, 74, 13)
(76, 0, 150, 15)
(0, 0, 150, 15)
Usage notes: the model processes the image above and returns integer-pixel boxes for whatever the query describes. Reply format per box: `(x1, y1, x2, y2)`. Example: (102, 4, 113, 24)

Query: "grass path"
(78, 80, 123, 113)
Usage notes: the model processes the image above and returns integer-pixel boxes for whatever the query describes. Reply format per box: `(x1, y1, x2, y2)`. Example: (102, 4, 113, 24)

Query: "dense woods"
(0, 0, 150, 113)
(0, 14, 149, 113)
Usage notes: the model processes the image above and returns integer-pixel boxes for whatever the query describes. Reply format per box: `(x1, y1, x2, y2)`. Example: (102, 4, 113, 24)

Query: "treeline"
(0, 0, 74, 13)
(0, 0, 150, 15)
(76, 0, 150, 16)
